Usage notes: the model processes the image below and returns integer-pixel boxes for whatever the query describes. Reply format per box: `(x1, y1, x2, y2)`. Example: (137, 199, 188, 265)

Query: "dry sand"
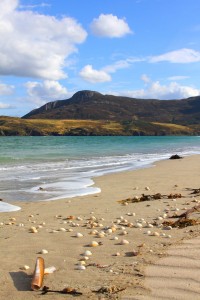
(1, 155, 200, 300)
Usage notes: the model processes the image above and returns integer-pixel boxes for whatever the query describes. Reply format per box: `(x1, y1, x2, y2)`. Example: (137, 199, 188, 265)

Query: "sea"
(1, 136, 200, 212)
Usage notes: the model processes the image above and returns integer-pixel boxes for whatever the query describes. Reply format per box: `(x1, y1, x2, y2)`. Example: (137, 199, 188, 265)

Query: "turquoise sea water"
(0, 136, 200, 212)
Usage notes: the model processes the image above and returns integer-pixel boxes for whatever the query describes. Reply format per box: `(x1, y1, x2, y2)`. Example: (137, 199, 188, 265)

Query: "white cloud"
(0, 82, 14, 95)
(168, 76, 189, 81)
(90, 14, 132, 38)
(0, 102, 13, 109)
(25, 80, 71, 105)
(0, 0, 87, 80)
(150, 48, 200, 63)
(79, 65, 111, 83)
(141, 74, 151, 83)
(116, 81, 200, 100)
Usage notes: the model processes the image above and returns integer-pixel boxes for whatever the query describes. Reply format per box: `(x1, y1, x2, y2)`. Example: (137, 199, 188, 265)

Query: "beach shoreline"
(1, 154, 200, 299)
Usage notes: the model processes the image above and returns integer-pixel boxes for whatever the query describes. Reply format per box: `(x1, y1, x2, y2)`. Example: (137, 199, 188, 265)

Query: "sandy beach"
(1, 155, 200, 300)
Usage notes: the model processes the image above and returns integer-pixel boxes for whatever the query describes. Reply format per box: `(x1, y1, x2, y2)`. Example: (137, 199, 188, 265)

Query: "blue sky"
(1, 0, 200, 117)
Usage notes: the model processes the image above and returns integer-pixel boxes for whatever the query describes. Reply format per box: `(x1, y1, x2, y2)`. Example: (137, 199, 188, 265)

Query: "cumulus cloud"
(0, 102, 13, 109)
(141, 74, 151, 83)
(79, 65, 111, 83)
(0, 0, 87, 80)
(150, 48, 200, 63)
(90, 14, 132, 38)
(117, 81, 200, 100)
(25, 80, 71, 105)
(0, 82, 14, 95)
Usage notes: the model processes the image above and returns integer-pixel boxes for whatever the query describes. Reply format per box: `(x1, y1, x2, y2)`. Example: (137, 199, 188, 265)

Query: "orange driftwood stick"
(31, 257, 45, 290)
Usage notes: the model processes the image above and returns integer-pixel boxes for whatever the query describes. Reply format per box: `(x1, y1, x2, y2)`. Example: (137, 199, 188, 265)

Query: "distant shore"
(1, 155, 200, 299)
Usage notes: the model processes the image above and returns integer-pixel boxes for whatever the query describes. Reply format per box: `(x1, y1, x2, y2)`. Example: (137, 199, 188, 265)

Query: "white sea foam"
(0, 202, 21, 212)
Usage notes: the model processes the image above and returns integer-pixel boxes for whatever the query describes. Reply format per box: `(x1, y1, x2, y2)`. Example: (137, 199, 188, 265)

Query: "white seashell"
(162, 214, 168, 218)
(83, 256, 89, 260)
(106, 228, 113, 234)
(40, 249, 48, 254)
(44, 266, 56, 274)
(52, 230, 59, 233)
(113, 236, 119, 241)
(160, 233, 166, 237)
(0, 222, 4, 226)
(115, 252, 121, 256)
(99, 224, 104, 228)
(147, 223, 154, 228)
(10, 217, 16, 221)
(145, 186, 150, 191)
(165, 226, 172, 230)
(97, 232, 105, 238)
(68, 228, 73, 232)
(135, 223, 143, 228)
(76, 265, 86, 270)
(77, 217, 83, 221)
(157, 217, 163, 221)
(147, 230, 151, 235)
(21, 265, 30, 270)
(79, 261, 86, 265)
(29, 226, 38, 233)
(116, 220, 121, 224)
(152, 232, 160, 236)
(83, 250, 92, 256)
(37, 225, 43, 229)
(89, 241, 99, 247)
(76, 232, 83, 238)
(120, 239, 129, 245)
(121, 230, 128, 235)
(166, 235, 172, 238)
(59, 228, 66, 232)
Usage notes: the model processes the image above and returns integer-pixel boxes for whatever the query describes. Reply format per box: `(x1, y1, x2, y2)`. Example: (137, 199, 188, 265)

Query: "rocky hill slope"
(22, 90, 200, 126)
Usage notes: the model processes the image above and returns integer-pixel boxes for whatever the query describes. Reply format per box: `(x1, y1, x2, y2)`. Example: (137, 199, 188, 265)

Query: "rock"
(169, 154, 182, 160)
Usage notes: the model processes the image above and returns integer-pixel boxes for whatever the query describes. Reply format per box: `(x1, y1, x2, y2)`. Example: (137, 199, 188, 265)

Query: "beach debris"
(75, 265, 86, 270)
(39, 249, 48, 254)
(44, 266, 56, 274)
(168, 193, 182, 199)
(89, 241, 99, 247)
(120, 239, 129, 245)
(186, 188, 200, 195)
(31, 257, 45, 291)
(83, 250, 92, 256)
(92, 285, 126, 295)
(20, 265, 30, 270)
(118, 192, 166, 204)
(75, 232, 83, 238)
(41, 286, 82, 296)
(29, 226, 38, 233)
(169, 154, 183, 159)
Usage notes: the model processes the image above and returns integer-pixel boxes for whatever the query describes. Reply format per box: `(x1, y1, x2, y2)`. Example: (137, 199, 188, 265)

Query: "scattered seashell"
(0, 222, 3, 226)
(165, 226, 172, 230)
(21, 265, 30, 270)
(113, 236, 119, 241)
(9, 217, 16, 221)
(29, 215, 34, 218)
(106, 228, 113, 234)
(83, 250, 92, 256)
(29, 226, 38, 233)
(120, 239, 129, 245)
(146, 223, 154, 228)
(135, 223, 143, 228)
(97, 232, 105, 238)
(115, 252, 121, 256)
(145, 186, 150, 191)
(152, 232, 160, 236)
(157, 217, 163, 221)
(133, 187, 139, 190)
(76, 232, 83, 238)
(166, 235, 172, 238)
(40, 249, 48, 254)
(121, 230, 128, 235)
(44, 266, 56, 274)
(160, 233, 166, 237)
(76, 265, 86, 270)
(82, 256, 89, 260)
(67, 228, 73, 232)
(59, 228, 66, 232)
(89, 241, 99, 247)
(79, 261, 86, 266)
(146, 230, 151, 235)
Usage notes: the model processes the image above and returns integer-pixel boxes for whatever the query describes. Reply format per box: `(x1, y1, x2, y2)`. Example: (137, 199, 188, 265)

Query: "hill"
(0, 116, 199, 136)
(22, 90, 200, 126)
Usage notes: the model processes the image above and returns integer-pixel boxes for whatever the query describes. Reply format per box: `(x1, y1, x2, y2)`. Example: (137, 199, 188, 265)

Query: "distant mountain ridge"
(22, 90, 200, 126)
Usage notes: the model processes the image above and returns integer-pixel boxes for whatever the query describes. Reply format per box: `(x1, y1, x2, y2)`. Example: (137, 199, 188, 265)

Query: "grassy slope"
(0, 117, 198, 136)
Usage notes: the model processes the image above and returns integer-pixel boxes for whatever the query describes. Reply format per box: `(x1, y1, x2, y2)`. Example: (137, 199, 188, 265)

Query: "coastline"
(1, 155, 200, 299)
